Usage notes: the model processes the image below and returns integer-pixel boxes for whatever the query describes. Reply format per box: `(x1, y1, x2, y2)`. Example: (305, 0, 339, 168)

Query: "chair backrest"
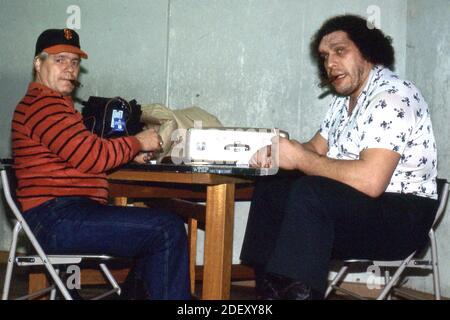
(1, 163, 24, 225)
(2, 161, 78, 298)
(432, 178, 449, 229)
(1, 164, 19, 218)
(2, 161, 122, 300)
(0, 163, 53, 262)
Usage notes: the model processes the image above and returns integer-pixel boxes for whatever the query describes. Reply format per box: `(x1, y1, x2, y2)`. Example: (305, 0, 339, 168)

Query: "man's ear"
(34, 57, 42, 73)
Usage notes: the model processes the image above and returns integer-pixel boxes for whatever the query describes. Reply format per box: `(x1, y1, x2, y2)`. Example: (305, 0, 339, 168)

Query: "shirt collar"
(346, 65, 383, 114)
(28, 82, 74, 103)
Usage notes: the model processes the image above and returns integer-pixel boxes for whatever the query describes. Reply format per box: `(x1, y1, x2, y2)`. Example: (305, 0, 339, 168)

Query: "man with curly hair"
(241, 15, 438, 300)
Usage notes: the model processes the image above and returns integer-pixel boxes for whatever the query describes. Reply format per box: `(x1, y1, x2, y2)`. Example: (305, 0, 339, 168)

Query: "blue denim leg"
(24, 197, 190, 300)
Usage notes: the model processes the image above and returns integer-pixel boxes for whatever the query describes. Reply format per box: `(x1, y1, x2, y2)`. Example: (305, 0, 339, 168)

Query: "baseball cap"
(35, 28, 88, 59)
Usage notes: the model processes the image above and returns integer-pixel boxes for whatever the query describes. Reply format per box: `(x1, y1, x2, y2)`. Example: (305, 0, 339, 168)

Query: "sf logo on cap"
(64, 28, 73, 40)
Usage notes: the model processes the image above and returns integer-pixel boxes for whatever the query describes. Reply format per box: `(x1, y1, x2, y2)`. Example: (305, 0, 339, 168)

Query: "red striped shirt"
(12, 82, 141, 212)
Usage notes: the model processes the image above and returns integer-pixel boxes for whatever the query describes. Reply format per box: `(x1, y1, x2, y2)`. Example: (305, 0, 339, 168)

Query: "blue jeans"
(23, 197, 190, 300)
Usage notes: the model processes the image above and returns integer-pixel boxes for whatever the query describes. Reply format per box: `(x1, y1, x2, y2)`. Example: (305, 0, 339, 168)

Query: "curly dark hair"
(311, 14, 395, 86)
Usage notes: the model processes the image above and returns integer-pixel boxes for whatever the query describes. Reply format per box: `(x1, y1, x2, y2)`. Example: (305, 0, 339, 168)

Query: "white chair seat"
(15, 254, 114, 266)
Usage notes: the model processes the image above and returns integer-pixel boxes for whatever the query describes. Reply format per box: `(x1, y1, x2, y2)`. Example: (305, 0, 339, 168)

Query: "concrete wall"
(405, 0, 450, 295)
(0, 0, 448, 296)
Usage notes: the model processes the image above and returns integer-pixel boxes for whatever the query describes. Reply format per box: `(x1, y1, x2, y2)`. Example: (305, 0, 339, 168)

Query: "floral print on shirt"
(319, 65, 437, 199)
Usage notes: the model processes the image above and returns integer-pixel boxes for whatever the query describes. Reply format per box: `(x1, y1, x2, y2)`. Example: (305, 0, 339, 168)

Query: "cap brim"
(44, 44, 88, 59)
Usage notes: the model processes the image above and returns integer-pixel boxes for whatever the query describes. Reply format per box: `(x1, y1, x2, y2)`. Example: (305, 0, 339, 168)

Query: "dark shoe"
(257, 272, 323, 300)
(120, 270, 148, 300)
(282, 281, 323, 300)
(256, 273, 293, 300)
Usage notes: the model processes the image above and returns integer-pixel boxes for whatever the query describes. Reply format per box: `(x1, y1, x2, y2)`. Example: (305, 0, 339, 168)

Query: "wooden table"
(108, 166, 255, 300)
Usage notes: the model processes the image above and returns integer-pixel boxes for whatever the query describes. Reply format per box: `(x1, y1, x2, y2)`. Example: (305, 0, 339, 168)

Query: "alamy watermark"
(66, 265, 81, 290)
(366, 265, 382, 290)
(66, 5, 81, 29)
(367, 5, 381, 29)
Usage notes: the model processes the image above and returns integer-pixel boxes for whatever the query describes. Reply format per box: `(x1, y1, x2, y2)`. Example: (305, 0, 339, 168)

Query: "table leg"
(202, 183, 235, 300)
(113, 197, 128, 206)
(188, 218, 198, 296)
(29, 272, 49, 299)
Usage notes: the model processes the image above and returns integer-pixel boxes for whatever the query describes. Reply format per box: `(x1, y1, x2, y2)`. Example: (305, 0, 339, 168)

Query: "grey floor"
(0, 261, 260, 300)
(5, 261, 429, 300)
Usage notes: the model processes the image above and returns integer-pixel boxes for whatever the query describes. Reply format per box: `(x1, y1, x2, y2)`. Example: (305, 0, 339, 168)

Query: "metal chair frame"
(325, 178, 449, 300)
(1, 164, 121, 300)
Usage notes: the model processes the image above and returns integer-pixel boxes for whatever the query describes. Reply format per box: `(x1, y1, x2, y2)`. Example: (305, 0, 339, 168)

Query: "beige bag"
(141, 104, 222, 161)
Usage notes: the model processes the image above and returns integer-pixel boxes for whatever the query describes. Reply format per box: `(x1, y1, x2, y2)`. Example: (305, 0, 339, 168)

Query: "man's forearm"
(295, 147, 383, 197)
(302, 141, 319, 153)
(277, 137, 397, 197)
(301, 132, 328, 156)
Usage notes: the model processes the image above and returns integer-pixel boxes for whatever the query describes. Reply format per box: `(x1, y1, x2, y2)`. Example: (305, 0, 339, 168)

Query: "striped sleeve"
(25, 96, 141, 173)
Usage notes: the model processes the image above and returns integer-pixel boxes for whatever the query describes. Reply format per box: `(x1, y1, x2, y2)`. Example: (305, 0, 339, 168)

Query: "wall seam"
(164, 0, 172, 107)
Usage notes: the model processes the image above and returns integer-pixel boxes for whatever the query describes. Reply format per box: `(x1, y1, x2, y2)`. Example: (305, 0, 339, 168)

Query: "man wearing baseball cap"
(35, 28, 88, 59)
(10, 28, 191, 300)
(32, 28, 88, 96)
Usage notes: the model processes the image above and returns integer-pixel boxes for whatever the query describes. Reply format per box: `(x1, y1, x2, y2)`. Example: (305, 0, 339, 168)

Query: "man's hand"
(276, 137, 307, 170)
(135, 128, 163, 152)
(133, 152, 154, 164)
(249, 136, 304, 170)
(249, 145, 273, 168)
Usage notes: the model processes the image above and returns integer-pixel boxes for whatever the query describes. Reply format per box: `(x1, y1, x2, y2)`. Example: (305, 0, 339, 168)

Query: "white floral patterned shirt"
(319, 65, 437, 199)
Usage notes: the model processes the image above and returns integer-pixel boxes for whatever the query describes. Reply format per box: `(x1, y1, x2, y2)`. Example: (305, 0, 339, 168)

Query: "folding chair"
(325, 178, 449, 300)
(1, 161, 121, 300)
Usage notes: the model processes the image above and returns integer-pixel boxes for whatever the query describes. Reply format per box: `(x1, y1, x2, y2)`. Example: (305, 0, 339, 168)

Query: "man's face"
(318, 31, 373, 100)
(34, 52, 81, 96)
